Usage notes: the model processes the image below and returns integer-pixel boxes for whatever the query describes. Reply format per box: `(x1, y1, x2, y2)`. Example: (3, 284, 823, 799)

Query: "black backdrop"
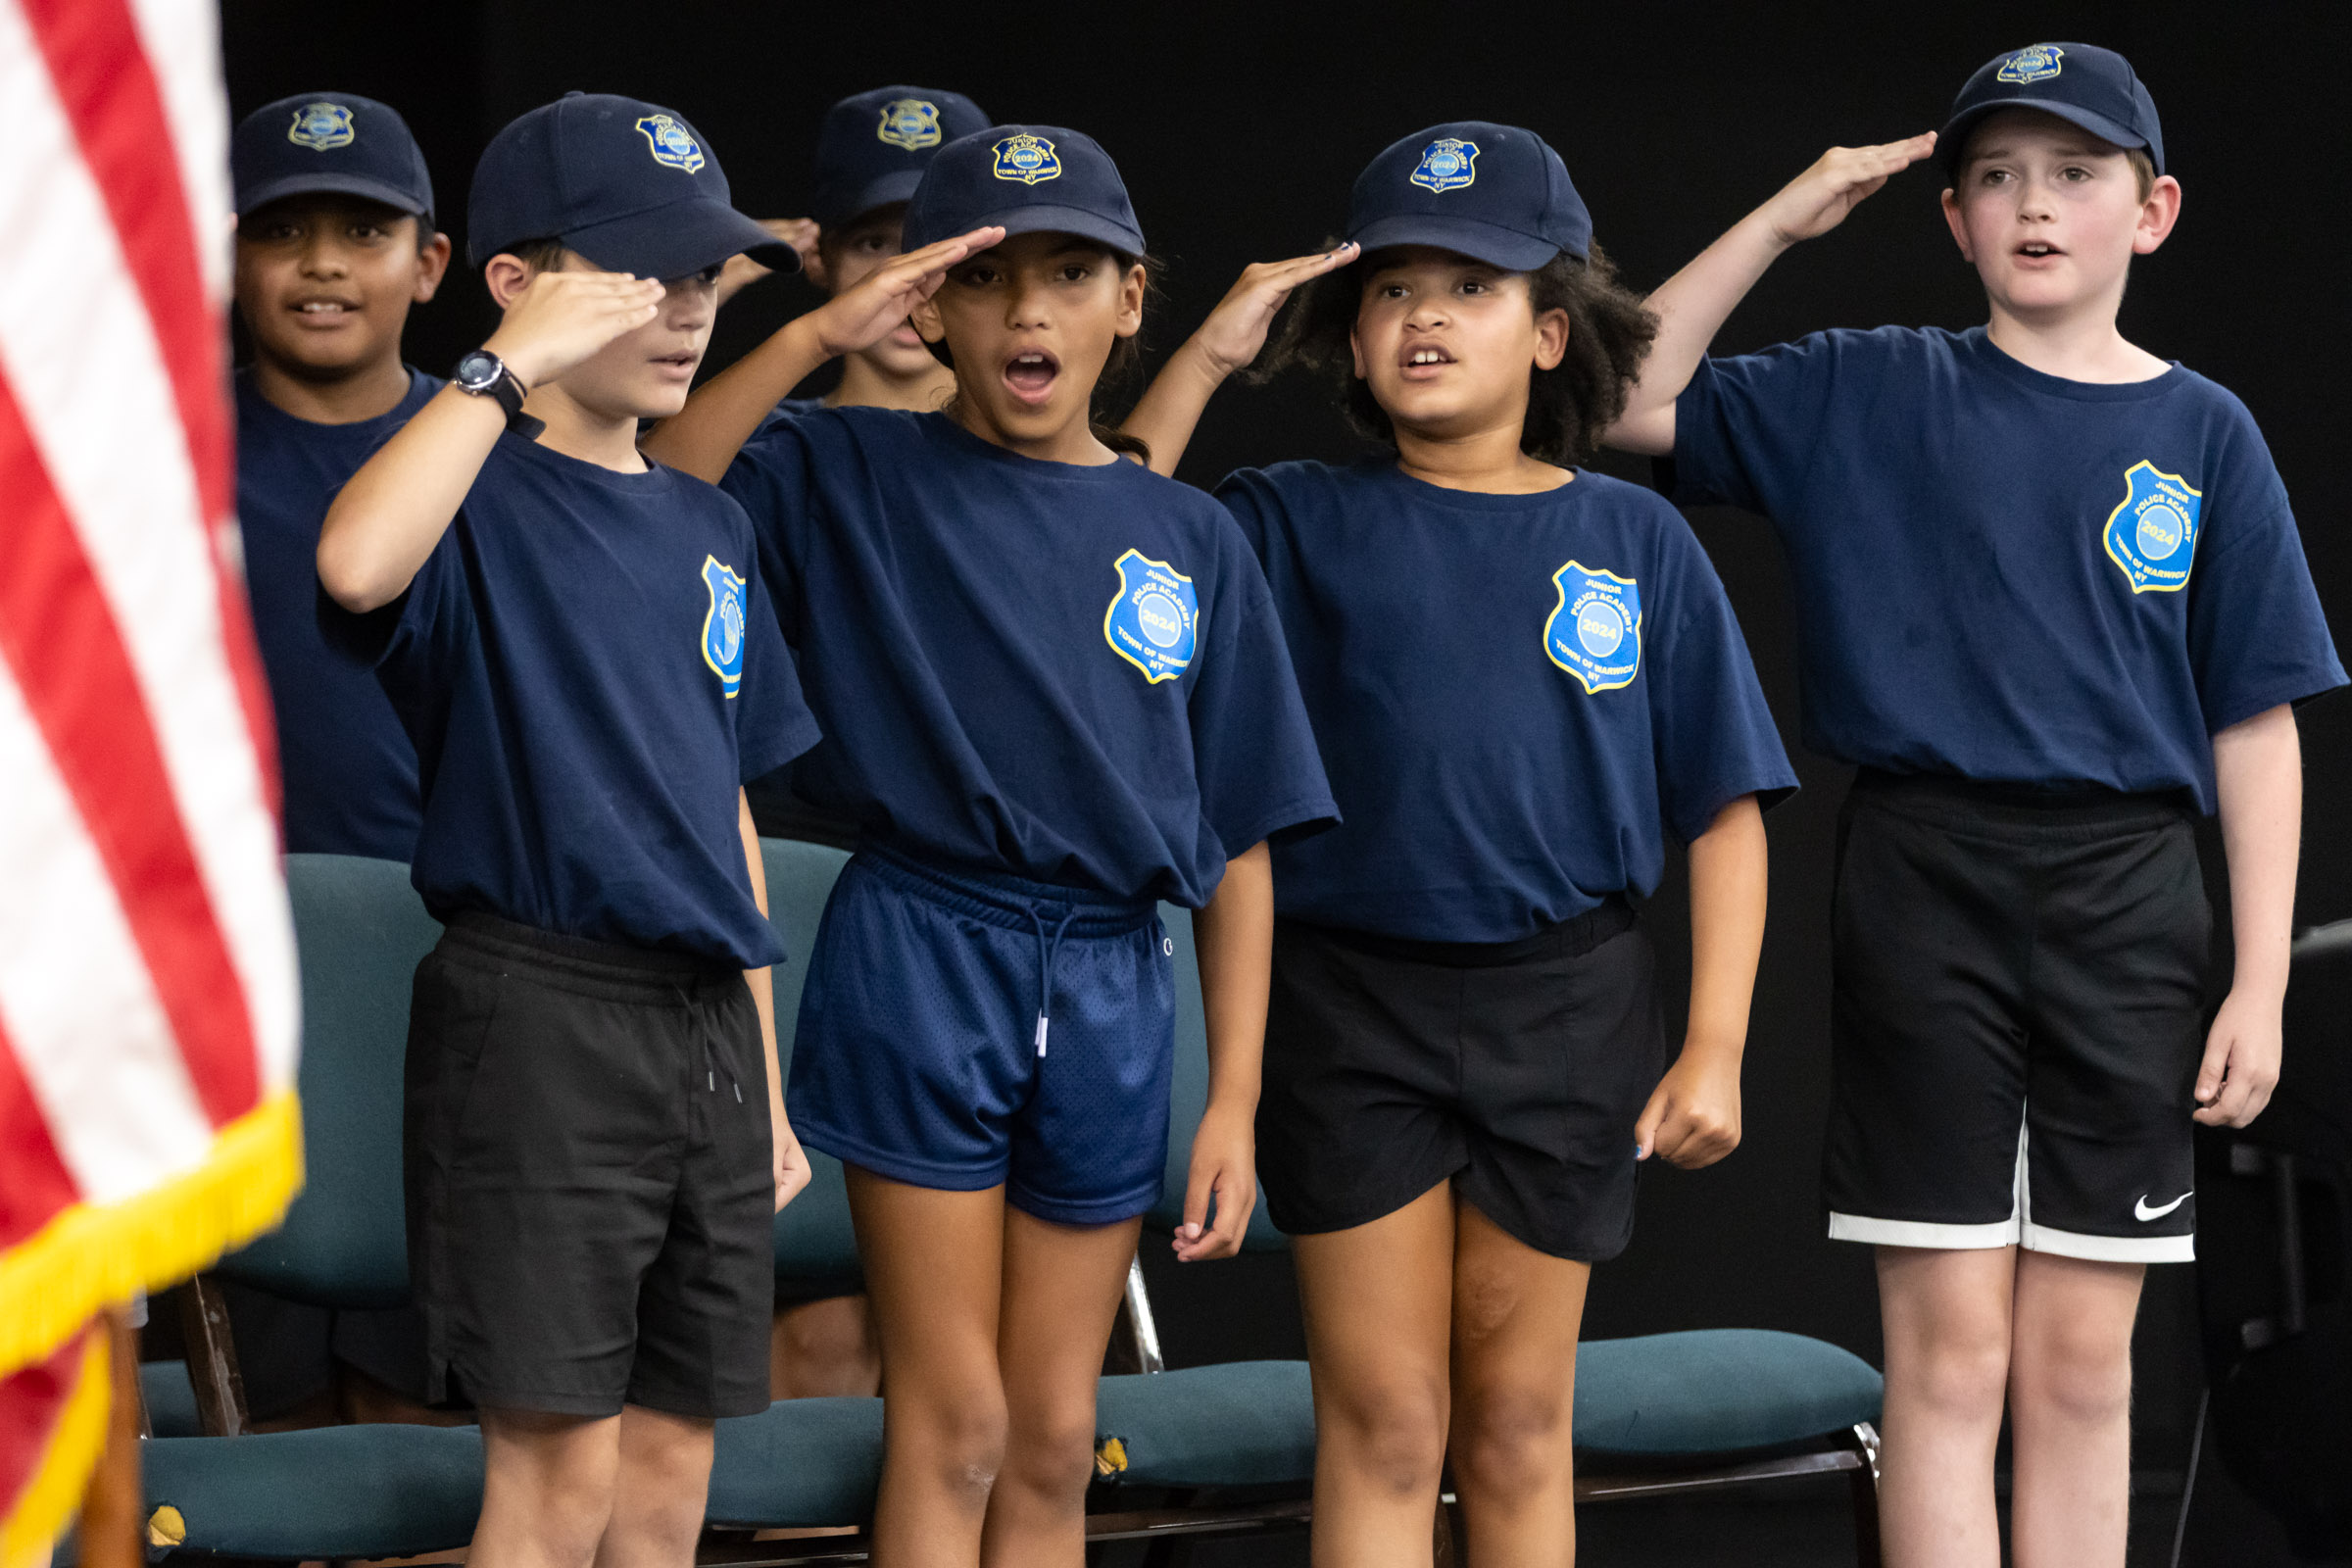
(220, 1, 2352, 1555)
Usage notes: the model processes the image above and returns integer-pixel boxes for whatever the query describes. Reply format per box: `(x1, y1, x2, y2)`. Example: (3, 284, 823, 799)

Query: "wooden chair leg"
(1847, 1421, 1884, 1568)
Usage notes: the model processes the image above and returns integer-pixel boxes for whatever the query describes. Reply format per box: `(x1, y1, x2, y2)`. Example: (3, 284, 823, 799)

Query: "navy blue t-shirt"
(237, 368, 435, 859)
(721, 408, 1338, 906)
(1673, 326, 2344, 809)
(323, 432, 818, 967)
(1220, 461, 1796, 943)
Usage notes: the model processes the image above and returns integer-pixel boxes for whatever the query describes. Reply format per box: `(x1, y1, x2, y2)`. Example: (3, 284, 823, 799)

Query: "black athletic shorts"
(1824, 770, 2211, 1264)
(405, 912, 776, 1418)
(1257, 900, 1666, 1262)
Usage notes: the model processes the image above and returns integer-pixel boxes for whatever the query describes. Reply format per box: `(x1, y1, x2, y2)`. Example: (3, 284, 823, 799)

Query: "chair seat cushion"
(706, 1396, 884, 1528)
(140, 1361, 201, 1440)
(1574, 1330, 1884, 1454)
(1094, 1361, 1316, 1489)
(143, 1425, 483, 1559)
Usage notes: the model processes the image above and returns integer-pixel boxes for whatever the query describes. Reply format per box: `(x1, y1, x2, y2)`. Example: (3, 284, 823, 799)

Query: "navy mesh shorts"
(787, 844, 1173, 1227)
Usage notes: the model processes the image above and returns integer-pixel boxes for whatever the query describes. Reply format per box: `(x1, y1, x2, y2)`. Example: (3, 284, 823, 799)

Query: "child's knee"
(1449, 1383, 1570, 1502)
(1897, 1315, 2013, 1420)
(1000, 1395, 1103, 1498)
(896, 1378, 1010, 1499)
(1323, 1374, 1448, 1497)
(2015, 1315, 2134, 1424)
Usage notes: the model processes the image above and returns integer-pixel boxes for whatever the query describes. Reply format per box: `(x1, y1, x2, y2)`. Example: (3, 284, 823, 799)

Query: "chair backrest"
(1150, 905, 1289, 1251)
(761, 838, 861, 1283)
(214, 854, 439, 1307)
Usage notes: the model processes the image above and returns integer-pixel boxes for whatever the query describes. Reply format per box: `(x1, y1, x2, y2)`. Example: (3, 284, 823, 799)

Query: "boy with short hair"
(315, 93, 827, 1566)
(228, 90, 450, 1427)
(1607, 42, 2343, 1563)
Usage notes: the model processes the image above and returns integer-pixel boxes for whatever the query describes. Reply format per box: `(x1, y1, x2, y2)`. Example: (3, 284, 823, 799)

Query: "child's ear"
(2133, 174, 2183, 256)
(484, 253, 534, 309)
(414, 231, 454, 305)
(1348, 321, 1366, 381)
(1113, 262, 1147, 340)
(910, 297, 946, 343)
(1533, 306, 1570, 371)
(803, 246, 831, 292)
(1938, 187, 1975, 265)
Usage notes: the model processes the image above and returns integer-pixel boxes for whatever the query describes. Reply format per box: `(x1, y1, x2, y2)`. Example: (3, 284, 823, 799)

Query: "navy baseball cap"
(1943, 43, 2165, 175)
(1347, 122, 1591, 271)
(232, 93, 434, 222)
(810, 86, 991, 227)
(466, 92, 797, 277)
(902, 125, 1145, 256)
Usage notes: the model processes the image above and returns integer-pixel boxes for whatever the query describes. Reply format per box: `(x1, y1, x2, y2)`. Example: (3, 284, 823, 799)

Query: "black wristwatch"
(453, 349, 528, 423)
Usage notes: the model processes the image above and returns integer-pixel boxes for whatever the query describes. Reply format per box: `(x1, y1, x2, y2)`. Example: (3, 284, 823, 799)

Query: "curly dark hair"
(1256, 242, 1657, 466)
(922, 247, 1159, 465)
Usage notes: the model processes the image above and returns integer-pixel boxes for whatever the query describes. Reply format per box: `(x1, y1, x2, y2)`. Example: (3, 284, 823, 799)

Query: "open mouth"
(1003, 349, 1059, 406)
(290, 298, 361, 321)
(1398, 343, 1455, 380)
(650, 349, 701, 379)
(2015, 240, 2063, 261)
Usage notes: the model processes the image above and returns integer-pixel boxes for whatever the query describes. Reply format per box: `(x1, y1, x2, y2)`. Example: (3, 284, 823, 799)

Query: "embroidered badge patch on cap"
(877, 98, 943, 150)
(2102, 461, 2203, 594)
(635, 113, 706, 173)
(287, 101, 356, 152)
(992, 133, 1061, 185)
(1103, 550, 1199, 684)
(1544, 563, 1642, 694)
(701, 556, 747, 696)
(1409, 137, 1480, 194)
(1997, 44, 2066, 83)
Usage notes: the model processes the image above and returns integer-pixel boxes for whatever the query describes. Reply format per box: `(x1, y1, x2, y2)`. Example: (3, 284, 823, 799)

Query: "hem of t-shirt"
(1225, 795, 1343, 858)
(2208, 670, 2351, 738)
(315, 578, 412, 669)
(740, 710, 824, 786)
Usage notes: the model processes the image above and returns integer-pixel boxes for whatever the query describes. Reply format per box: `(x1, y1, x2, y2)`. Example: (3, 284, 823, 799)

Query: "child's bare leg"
(471, 1407, 620, 1568)
(850, 1169, 1008, 1567)
(1446, 1200, 1589, 1566)
(593, 1405, 714, 1568)
(770, 1295, 883, 1398)
(1292, 1182, 1456, 1568)
(979, 1208, 1144, 1567)
(1875, 1245, 2014, 1568)
(2007, 1251, 2142, 1568)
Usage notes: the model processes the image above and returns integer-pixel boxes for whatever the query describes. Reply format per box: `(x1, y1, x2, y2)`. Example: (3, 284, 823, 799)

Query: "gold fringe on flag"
(0, 1327, 111, 1568)
(0, 1090, 302, 1378)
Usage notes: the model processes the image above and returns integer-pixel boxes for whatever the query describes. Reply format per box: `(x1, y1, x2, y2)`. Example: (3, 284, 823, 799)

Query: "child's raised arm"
(1605, 132, 1937, 457)
(318, 267, 666, 611)
(1121, 243, 1357, 478)
(642, 226, 1004, 484)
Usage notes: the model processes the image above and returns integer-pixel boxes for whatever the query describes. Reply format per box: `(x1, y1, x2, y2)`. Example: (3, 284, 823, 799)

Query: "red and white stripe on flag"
(0, 0, 301, 1555)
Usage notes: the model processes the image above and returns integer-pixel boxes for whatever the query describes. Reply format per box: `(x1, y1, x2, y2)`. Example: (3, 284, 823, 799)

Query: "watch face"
(455, 351, 502, 392)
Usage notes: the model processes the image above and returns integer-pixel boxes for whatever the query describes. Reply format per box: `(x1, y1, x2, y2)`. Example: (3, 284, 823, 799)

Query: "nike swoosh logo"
(2135, 1192, 2191, 1222)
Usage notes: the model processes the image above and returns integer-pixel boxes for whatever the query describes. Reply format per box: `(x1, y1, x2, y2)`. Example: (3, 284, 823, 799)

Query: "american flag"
(0, 0, 301, 1557)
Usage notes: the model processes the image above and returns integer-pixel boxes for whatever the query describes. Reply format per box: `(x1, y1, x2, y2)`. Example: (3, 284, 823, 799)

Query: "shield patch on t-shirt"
(701, 555, 747, 697)
(1103, 548, 1199, 684)
(1545, 562, 1642, 694)
(2102, 461, 2203, 595)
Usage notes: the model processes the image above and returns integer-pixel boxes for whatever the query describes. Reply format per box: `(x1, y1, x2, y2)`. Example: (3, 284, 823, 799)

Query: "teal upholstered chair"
(1091, 906, 1888, 1563)
(141, 855, 485, 1561)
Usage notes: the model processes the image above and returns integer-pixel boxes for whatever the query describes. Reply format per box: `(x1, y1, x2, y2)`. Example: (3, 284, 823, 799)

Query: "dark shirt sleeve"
(719, 421, 818, 647)
(315, 521, 464, 673)
(1187, 521, 1339, 860)
(2185, 478, 2346, 735)
(1646, 519, 1800, 844)
(1670, 332, 1850, 520)
(1212, 469, 1274, 561)
(734, 562, 821, 783)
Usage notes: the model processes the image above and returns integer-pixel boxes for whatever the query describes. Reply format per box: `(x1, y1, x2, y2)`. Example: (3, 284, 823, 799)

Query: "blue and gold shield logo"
(701, 556, 747, 697)
(636, 114, 706, 173)
(2102, 461, 2203, 594)
(1409, 138, 1479, 194)
(1544, 563, 1642, 694)
(993, 133, 1061, 185)
(287, 101, 356, 152)
(877, 98, 943, 151)
(1996, 45, 2066, 84)
(1103, 550, 1199, 684)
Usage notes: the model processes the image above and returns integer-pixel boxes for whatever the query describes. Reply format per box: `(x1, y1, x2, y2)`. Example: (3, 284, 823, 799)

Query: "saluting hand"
(1188, 242, 1360, 379)
(717, 218, 823, 306)
(1756, 132, 1939, 250)
(806, 224, 1006, 359)
(483, 267, 666, 388)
